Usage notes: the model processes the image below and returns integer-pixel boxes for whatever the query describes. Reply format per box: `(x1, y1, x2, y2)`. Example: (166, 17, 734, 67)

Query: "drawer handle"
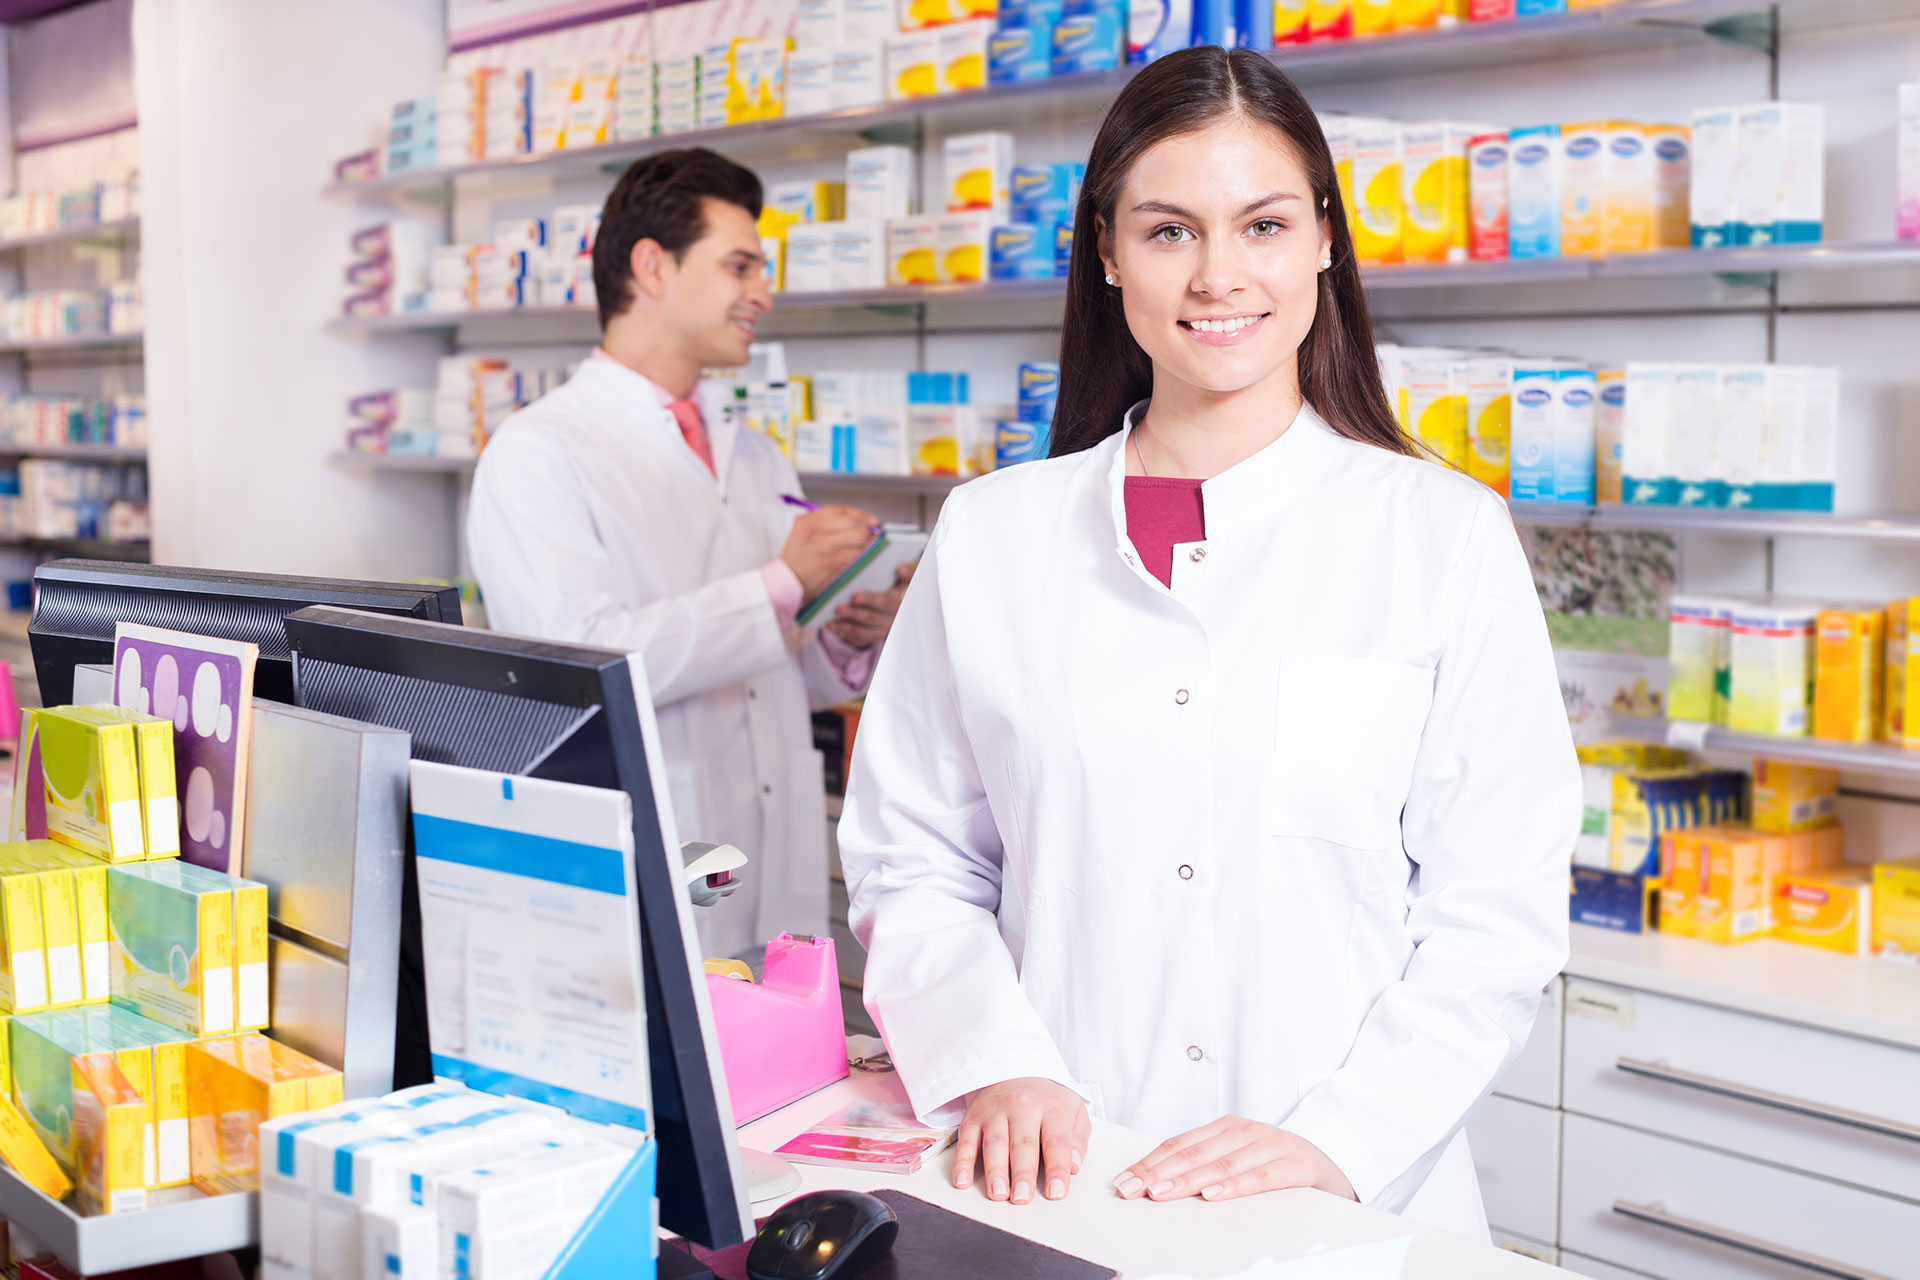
(1612, 1200, 1894, 1280)
(1615, 1057, 1920, 1143)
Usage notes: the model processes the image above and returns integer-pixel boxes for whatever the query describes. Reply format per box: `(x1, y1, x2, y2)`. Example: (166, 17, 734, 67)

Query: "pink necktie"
(668, 398, 716, 477)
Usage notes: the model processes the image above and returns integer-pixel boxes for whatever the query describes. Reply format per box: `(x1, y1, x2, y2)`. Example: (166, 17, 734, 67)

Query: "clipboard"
(795, 526, 929, 627)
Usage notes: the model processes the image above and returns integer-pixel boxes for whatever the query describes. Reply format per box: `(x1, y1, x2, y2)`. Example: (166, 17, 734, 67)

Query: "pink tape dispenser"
(707, 932, 851, 1124)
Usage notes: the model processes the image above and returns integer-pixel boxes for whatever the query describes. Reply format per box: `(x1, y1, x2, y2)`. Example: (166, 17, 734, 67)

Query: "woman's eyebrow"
(1130, 192, 1303, 220)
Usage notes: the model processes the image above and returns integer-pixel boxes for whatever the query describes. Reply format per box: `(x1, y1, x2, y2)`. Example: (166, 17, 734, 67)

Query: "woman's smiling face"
(1100, 117, 1333, 400)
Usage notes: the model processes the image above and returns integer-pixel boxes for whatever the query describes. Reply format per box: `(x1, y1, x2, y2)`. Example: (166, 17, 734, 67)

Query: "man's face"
(658, 198, 772, 368)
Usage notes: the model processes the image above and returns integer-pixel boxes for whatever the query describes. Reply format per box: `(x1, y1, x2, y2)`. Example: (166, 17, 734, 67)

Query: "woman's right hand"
(952, 1077, 1091, 1205)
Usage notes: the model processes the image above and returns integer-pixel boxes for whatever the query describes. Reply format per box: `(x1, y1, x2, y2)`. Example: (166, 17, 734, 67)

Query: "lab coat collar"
(572, 355, 738, 489)
(1107, 398, 1341, 554)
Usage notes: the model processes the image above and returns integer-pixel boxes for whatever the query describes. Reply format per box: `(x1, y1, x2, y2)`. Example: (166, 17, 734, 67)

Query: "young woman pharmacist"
(838, 48, 1579, 1240)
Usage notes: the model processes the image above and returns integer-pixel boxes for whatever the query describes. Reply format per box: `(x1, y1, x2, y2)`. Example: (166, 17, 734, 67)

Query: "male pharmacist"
(469, 149, 908, 958)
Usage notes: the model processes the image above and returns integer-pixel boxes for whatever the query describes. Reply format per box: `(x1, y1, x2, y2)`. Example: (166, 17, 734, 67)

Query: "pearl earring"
(1319, 255, 1332, 270)
(1105, 272, 1117, 286)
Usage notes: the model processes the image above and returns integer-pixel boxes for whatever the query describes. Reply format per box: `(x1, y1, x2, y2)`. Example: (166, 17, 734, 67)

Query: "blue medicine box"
(1054, 222, 1074, 276)
(989, 26, 1053, 83)
(991, 222, 1059, 280)
(1052, 4, 1124, 75)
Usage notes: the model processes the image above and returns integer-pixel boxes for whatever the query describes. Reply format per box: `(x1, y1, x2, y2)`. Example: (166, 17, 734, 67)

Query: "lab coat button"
(1189, 547, 1206, 563)
(1177, 864, 1193, 880)
(1186, 1045, 1202, 1062)
(1174, 689, 1189, 705)
(762, 785, 773, 795)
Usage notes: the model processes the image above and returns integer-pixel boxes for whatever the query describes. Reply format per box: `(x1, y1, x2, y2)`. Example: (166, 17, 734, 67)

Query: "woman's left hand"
(1112, 1116, 1357, 1204)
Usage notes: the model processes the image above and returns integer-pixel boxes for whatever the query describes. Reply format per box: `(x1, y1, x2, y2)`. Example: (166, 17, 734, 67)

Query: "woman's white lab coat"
(468, 356, 867, 959)
(839, 402, 1578, 1239)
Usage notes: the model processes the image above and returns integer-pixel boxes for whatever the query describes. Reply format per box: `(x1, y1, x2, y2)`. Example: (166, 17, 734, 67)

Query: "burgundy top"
(1123, 476, 1207, 588)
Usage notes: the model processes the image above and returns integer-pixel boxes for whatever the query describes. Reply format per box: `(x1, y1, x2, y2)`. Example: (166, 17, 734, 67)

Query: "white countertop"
(1567, 922, 1920, 1050)
(734, 1071, 1563, 1280)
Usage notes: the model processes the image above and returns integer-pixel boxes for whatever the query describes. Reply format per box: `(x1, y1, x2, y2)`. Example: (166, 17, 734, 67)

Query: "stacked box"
(38, 707, 145, 864)
(82, 705, 179, 858)
(10, 1015, 146, 1213)
(188, 1034, 343, 1194)
(107, 862, 237, 1037)
(1873, 857, 1920, 960)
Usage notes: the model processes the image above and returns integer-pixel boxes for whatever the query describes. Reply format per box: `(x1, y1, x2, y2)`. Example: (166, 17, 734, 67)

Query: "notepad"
(795, 525, 930, 627)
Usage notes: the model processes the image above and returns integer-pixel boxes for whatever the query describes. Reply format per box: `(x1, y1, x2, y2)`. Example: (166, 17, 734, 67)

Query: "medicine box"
(1558, 122, 1607, 257)
(888, 217, 939, 286)
(1690, 106, 1737, 248)
(1668, 363, 1720, 508)
(107, 861, 236, 1037)
(173, 860, 270, 1031)
(908, 372, 976, 476)
(0, 855, 49, 1014)
(1467, 132, 1509, 260)
(830, 219, 888, 290)
(38, 706, 145, 864)
(770, 180, 846, 226)
(1813, 608, 1884, 744)
(990, 221, 1057, 280)
(1666, 596, 1731, 723)
(1129, 0, 1193, 61)
(1464, 355, 1511, 497)
(830, 43, 886, 110)
(1507, 125, 1561, 258)
(1729, 607, 1818, 737)
(1348, 118, 1402, 266)
(1751, 758, 1837, 833)
(1696, 827, 1791, 944)
(936, 212, 994, 282)
(787, 49, 833, 116)
(989, 25, 1052, 83)
(188, 1034, 341, 1194)
(1595, 368, 1626, 503)
(1621, 362, 1674, 505)
(1055, 221, 1073, 275)
(1011, 163, 1082, 225)
(887, 30, 940, 100)
(1872, 857, 1920, 960)
(1884, 598, 1912, 747)
(938, 19, 994, 93)
(84, 705, 180, 858)
(1507, 360, 1556, 501)
(1734, 101, 1823, 246)
(785, 223, 834, 291)
(10, 1016, 146, 1213)
(1774, 866, 1873, 955)
(945, 132, 1014, 215)
(1051, 5, 1124, 75)
(846, 146, 915, 221)
(1400, 121, 1481, 265)
(0, 1093, 70, 1201)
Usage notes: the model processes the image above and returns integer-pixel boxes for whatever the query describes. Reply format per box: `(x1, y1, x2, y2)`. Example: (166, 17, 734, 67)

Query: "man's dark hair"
(592, 148, 763, 328)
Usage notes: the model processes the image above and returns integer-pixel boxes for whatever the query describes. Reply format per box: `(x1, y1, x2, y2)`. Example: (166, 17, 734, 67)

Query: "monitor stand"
(741, 1147, 801, 1203)
(658, 1244, 717, 1280)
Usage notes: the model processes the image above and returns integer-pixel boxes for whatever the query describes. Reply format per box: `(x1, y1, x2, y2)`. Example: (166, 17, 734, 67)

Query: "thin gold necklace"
(1132, 426, 1151, 477)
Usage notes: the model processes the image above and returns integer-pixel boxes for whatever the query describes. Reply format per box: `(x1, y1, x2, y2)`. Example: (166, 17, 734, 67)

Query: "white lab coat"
(468, 356, 868, 959)
(839, 402, 1578, 1239)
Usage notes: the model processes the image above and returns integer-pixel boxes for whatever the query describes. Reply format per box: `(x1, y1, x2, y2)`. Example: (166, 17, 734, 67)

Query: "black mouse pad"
(681, 1190, 1119, 1280)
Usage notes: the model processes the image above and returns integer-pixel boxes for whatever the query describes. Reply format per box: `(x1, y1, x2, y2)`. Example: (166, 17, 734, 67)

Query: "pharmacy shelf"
(0, 1165, 255, 1276)
(0, 216, 139, 254)
(323, 0, 1915, 201)
(1567, 923, 1920, 1052)
(0, 332, 142, 355)
(800, 471, 968, 495)
(1510, 503, 1920, 544)
(0, 536, 150, 560)
(0, 441, 146, 462)
(324, 242, 1920, 339)
(1604, 713, 1920, 780)
(331, 450, 478, 473)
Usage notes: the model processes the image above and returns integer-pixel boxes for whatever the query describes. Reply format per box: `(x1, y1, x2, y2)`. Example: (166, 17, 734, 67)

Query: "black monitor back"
(28, 560, 462, 706)
(282, 605, 752, 1250)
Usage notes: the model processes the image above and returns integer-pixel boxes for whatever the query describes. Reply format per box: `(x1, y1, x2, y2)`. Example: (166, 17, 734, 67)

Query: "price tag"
(1665, 720, 1713, 752)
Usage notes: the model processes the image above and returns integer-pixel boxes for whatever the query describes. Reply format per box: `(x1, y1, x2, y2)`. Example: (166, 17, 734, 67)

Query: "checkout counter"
(700, 1068, 1564, 1279)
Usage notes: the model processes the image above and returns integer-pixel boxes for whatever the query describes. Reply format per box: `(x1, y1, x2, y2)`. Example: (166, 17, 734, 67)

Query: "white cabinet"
(1560, 1112, 1920, 1280)
(1562, 977, 1920, 1202)
(1467, 1095, 1560, 1248)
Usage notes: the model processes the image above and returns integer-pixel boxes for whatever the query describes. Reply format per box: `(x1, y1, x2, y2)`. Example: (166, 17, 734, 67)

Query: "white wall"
(132, 0, 456, 579)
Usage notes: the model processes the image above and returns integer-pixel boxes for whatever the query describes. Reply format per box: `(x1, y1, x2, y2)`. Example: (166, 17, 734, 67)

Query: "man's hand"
(826, 564, 914, 649)
(953, 1077, 1090, 1205)
(780, 506, 877, 600)
(1112, 1117, 1356, 1204)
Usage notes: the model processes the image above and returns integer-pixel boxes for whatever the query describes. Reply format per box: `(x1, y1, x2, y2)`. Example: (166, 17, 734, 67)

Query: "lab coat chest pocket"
(1269, 655, 1436, 851)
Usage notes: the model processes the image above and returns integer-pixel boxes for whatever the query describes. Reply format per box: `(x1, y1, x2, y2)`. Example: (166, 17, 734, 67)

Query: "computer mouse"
(744, 1189, 899, 1280)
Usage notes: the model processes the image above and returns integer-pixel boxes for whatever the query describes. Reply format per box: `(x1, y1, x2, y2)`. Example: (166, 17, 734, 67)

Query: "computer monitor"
(282, 604, 753, 1250)
(27, 560, 463, 706)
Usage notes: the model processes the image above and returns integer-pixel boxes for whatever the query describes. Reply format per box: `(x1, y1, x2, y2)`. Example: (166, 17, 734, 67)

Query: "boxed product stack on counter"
(1690, 101, 1824, 248)
(260, 1080, 650, 1280)
(342, 222, 437, 319)
(1621, 361, 1840, 512)
(1569, 742, 1742, 931)
(758, 179, 847, 290)
(786, 146, 909, 292)
(997, 361, 1058, 467)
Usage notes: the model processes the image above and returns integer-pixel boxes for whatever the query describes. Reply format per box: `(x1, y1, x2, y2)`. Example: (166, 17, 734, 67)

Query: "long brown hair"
(1050, 46, 1411, 459)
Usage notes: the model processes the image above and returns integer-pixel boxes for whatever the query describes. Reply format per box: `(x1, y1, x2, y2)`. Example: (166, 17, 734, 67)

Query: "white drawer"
(1563, 978, 1920, 1201)
(1561, 1113, 1920, 1280)
(1497, 975, 1563, 1108)
(1467, 1094, 1560, 1247)
(1489, 1231, 1557, 1267)
(1557, 1252, 1658, 1280)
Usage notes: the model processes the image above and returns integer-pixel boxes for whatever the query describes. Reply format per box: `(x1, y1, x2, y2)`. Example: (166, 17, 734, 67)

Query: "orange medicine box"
(1884, 598, 1911, 746)
(1873, 856, 1920, 961)
(1658, 826, 1716, 938)
(71, 1052, 147, 1216)
(186, 1034, 338, 1194)
(1697, 827, 1793, 944)
(1774, 866, 1873, 954)
(1813, 608, 1883, 743)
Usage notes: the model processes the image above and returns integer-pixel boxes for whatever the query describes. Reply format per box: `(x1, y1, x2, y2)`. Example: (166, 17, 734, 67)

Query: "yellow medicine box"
(72, 1052, 149, 1214)
(1873, 857, 1920, 961)
(5, 842, 110, 1004)
(0, 1092, 70, 1201)
(1774, 866, 1873, 955)
(107, 862, 235, 1037)
(1350, 119, 1403, 266)
(1659, 826, 1715, 938)
(1751, 759, 1838, 834)
(0, 859, 49, 1014)
(82, 706, 180, 859)
(1883, 598, 1911, 746)
(1697, 827, 1792, 944)
(187, 1034, 339, 1194)
(1814, 608, 1884, 744)
(38, 707, 145, 864)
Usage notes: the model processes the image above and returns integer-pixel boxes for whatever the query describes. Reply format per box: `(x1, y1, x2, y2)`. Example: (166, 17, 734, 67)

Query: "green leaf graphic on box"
(38, 716, 97, 806)
(109, 872, 196, 982)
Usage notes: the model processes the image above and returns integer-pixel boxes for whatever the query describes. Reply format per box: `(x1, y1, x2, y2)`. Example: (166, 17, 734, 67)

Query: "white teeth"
(1191, 315, 1257, 334)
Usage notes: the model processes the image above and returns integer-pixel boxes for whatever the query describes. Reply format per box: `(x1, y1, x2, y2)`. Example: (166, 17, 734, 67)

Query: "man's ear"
(628, 237, 669, 302)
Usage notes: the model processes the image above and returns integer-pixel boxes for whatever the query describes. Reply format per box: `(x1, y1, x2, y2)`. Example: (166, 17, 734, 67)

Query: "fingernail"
(990, 1178, 1007, 1200)
(1047, 1179, 1065, 1199)
(1072, 1152, 1084, 1174)
(1013, 1181, 1032, 1203)
(1114, 1175, 1142, 1197)
(1148, 1181, 1174, 1198)
(1201, 1185, 1224, 1200)
(1108, 1171, 1131, 1189)
(956, 1173, 972, 1189)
